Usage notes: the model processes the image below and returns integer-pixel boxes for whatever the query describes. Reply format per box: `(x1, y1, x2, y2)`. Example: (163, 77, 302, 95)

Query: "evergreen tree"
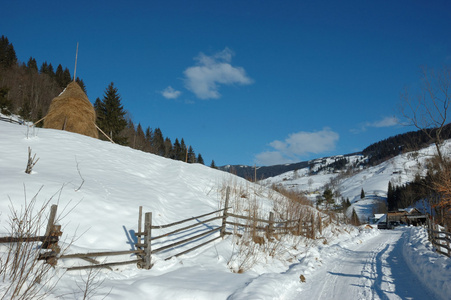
(387, 182, 394, 211)
(173, 138, 181, 160)
(197, 154, 204, 165)
(62, 68, 71, 86)
(39, 61, 49, 74)
(55, 64, 66, 88)
(323, 188, 334, 208)
(164, 137, 173, 158)
(187, 146, 196, 163)
(26, 57, 38, 72)
(0, 87, 12, 115)
(350, 208, 360, 226)
(360, 188, 365, 199)
(96, 82, 127, 144)
(0, 35, 17, 68)
(179, 138, 187, 161)
(152, 128, 165, 156)
(135, 123, 146, 150)
(75, 77, 87, 94)
(210, 160, 217, 169)
(145, 126, 153, 152)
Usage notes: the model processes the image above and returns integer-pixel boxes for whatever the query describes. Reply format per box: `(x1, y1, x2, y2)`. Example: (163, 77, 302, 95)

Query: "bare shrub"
(25, 147, 39, 174)
(0, 187, 58, 299)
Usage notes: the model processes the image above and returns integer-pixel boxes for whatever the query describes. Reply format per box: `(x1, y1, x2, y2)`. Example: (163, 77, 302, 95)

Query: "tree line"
(362, 124, 451, 166)
(0, 35, 211, 166)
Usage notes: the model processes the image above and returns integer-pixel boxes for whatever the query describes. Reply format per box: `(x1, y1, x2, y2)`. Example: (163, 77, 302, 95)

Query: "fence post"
(221, 187, 230, 237)
(142, 212, 152, 269)
(297, 217, 302, 236)
(268, 212, 274, 239)
(318, 213, 323, 235)
(311, 215, 315, 239)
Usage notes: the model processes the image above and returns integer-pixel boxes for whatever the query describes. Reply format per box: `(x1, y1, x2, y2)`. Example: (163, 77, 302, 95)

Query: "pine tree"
(96, 82, 127, 144)
(55, 64, 66, 88)
(75, 77, 87, 94)
(62, 67, 72, 86)
(145, 126, 153, 152)
(350, 208, 360, 226)
(387, 182, 394, 211)
(210, 160, 217, 169)
(0, 87, 12, 115)
(173, 138, 181, 160)
(323, 188, 334, 208)
(135, 123, 146, 150)
(187, 146, 196, 163)
(179, 138, 187, 161)
(26, 57, 38, 73)
(164, 137, 173, 158)
(152, 128, 165, 156)
(0, 36, 17, 68)
(360, 188, 365, 199)
(197, 154, 204, 165)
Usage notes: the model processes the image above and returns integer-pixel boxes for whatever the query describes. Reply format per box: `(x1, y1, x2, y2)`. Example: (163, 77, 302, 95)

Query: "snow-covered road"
(229, 228, 443, 300)
(288, 228, 437, 300)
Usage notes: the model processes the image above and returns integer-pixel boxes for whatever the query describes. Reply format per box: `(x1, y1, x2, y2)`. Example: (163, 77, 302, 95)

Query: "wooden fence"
(0, 204, 62, 265)
(1, 187, 334, 271)
(136, 187, 333, 269)
(426, 217, 451, 257)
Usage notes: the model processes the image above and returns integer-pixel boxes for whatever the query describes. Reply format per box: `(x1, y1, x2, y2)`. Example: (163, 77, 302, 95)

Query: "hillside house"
(386, 208, 426, 226)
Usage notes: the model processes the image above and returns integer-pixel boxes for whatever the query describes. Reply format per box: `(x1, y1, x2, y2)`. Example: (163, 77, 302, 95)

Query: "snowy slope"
(262, 140, 451, 222)
(1, 120, 450, 299)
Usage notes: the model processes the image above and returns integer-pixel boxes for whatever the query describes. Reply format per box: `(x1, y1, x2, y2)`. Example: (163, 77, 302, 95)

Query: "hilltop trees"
(95, 82, 127, 144)
(0, 36, 17, 68)
(0, 35, 212, 167)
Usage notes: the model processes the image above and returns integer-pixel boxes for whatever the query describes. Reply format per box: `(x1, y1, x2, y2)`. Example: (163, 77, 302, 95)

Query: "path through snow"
(230, 228, 440, 300)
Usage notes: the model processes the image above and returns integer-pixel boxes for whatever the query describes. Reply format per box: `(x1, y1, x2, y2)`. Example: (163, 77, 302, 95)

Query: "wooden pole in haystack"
(73, 42, 79, 82)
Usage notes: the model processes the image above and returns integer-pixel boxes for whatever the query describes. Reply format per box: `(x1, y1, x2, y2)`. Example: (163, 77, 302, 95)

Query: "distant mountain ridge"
(220, 124, 451, 180)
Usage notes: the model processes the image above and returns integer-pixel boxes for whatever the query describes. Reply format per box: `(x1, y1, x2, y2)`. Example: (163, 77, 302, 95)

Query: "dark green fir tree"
(96, 82, 127, 144)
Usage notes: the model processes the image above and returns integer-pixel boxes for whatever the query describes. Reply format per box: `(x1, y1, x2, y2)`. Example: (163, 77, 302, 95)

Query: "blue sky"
(2, 1, 451, 166)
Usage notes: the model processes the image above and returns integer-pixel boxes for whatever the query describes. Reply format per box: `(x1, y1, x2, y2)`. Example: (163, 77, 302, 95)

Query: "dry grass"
(217, 178, 330, 273)
(0, 187, 60, 299)
(44, 82, 98, 138)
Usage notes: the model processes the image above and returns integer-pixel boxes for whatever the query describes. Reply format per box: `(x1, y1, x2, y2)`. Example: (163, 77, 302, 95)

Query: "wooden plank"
(0, 235, 58, 243)
(164, 235, 223, 261)
(151, 216, 222, 241)
(227, 213, 269, 223)
(66, 259, 142, 271)
(142, 212, 152, 269)
(225, 221, 267, 231)
(151, 208, 226, 229)
(221, 186, 230, 237)
(152, 227, 220, 254)
(60, 250, 142, 259)
(45, 205, 58, 236)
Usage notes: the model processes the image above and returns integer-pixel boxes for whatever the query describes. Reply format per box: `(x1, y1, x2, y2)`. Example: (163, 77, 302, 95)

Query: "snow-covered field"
(0, 119, 450, 299)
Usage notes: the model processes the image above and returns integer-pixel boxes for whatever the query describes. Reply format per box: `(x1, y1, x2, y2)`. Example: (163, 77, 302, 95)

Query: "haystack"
(44, 81, 98, 138)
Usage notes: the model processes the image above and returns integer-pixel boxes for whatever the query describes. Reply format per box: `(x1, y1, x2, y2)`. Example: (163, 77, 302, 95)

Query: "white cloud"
(255, 151, 295, 166)
(351, 116, 399, 133)
(255, 128, 340, 165)
(369, 116, 399, 128)
(183, 48, 253, 99)
(161, 86, 181, 99)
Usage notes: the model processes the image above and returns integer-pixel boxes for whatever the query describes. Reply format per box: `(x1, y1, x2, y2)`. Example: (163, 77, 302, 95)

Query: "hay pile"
(44, 81, 98, 138)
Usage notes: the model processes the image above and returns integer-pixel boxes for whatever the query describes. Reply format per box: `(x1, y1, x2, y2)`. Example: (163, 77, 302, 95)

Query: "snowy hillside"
(1, 120, 450, 299)
(262, 141, 451, 222)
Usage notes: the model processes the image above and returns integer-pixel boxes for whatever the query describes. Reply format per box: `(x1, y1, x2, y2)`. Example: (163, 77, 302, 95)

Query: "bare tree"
(401, 65, 451, 164)
(401, 65, 451, 224)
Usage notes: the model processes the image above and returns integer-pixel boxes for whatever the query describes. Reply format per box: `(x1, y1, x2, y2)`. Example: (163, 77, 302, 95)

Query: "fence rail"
(426, 216, 451, 257)
(1, 186, 336, 271)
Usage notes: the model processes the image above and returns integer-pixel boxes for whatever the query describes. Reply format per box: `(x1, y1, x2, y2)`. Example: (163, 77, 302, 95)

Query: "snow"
(1, 118, 450, 299)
